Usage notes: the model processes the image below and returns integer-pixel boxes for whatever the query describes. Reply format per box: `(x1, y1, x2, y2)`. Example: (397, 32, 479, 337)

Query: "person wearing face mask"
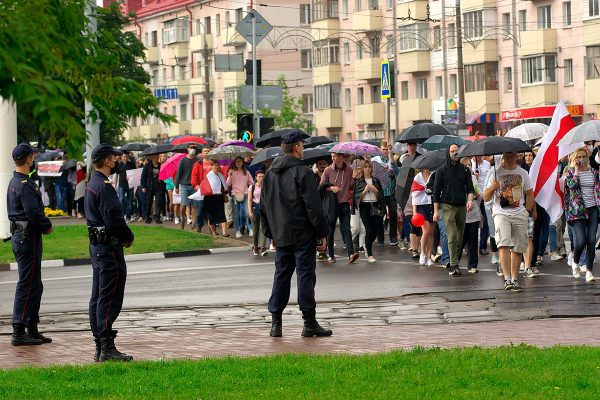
(85, 144, 135, 362)
(175, 144, 199, 230)
(7, 143, 54, 346)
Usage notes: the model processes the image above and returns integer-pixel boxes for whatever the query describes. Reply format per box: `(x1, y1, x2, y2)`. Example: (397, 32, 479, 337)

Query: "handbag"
(370, 201, 385, 217)
(234, 193, 245, 203)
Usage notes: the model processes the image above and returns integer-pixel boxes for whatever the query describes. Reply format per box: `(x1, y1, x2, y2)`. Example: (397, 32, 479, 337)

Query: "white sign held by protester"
(37, 161, 63, 177)
(126, 168, 143, 188)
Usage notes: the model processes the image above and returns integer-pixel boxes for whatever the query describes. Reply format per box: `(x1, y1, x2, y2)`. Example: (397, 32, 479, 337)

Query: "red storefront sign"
(501, 105, 584, 121)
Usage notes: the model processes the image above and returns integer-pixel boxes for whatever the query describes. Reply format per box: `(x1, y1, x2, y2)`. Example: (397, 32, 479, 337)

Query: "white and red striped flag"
(529, 101, 580, 223)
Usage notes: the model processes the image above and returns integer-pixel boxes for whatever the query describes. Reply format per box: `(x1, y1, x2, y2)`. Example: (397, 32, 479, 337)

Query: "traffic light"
(237, 113, 254, 143)
(244, 59, 262, 86)
(260, 117, 274, 136)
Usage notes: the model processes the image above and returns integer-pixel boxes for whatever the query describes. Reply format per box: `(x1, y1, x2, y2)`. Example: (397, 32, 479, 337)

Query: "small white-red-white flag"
(529, 101, 580, 223)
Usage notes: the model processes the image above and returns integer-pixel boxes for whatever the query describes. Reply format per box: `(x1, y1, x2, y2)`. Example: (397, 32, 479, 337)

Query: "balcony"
(519, 29, 556, 57)
(311, 18, 340, 41)
(168, 79, 190, 97)
(397, 51, 430, 73)
(125, 126, 141, 140)
(145, 47, 159, 64)
(191, 118, 217, 134)
(399, 98, 432, 121)
(355, 103, 385, 125)
(166, 121, 192, 137)
(585, 79, 600, 105)
(222, 71, 245, 88)
(224, 26, 246, 46)
(463, 39, 497, 64)
(164, 42, 188, 59)
(583, 20, 600, 46)
(396, 1, 429, 26)
(355, 57, 382, 80)
(465, 90, 500, 114)
(520, 84, 558, 106)
(313, 64, 341, 85)
(139, 124, 162, 139)
(352, 8, 382, 31)
(189, 34, 214, 51)
(462, 0, 497, 11)
(190, 77, 215, 94)
(315, 109, 343, 128)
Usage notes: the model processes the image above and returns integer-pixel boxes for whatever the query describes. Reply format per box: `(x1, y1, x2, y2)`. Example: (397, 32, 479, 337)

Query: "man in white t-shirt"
(483, 151, 534, 292)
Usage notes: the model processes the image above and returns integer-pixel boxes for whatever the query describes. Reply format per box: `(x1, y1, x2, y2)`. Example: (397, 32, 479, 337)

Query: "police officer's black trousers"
(12, 232, 43, 326)
(268, 239, 317, 315)
(89, 243, 127, 338)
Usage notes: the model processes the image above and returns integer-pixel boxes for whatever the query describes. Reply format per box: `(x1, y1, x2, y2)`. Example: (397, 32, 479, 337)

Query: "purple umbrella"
(219, 140, 257, 151)
(329, 141, 384, 157)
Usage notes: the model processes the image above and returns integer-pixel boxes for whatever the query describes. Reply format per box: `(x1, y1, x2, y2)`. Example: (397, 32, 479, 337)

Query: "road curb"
(2, 245, 251, 271)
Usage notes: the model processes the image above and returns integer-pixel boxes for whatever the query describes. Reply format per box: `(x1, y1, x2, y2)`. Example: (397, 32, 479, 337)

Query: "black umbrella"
(302, 145, 333, 165)
(36, 150, 61, 162)
(171, 142, 205, 153)
(411, 149, 447, 170)
(457, 136, 530, 158)
(250, 147, 284, 166)
(120, 142, 150, 152)
(396, 123, 454, 143)
(304, 136, 334, 149)
(255, 128, 310, 148)
(59, 159, 78, 172)
(141, 143, 174, 156)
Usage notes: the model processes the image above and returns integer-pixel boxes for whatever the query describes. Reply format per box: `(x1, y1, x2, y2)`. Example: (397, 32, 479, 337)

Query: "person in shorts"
(411, 168, 434, 266)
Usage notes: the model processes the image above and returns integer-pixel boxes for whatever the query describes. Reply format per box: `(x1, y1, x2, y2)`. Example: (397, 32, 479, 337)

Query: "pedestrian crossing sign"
(381, 60, 391, 99)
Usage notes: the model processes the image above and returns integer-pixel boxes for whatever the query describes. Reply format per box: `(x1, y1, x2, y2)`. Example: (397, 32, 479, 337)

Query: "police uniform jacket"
(7, 172, 52, 233)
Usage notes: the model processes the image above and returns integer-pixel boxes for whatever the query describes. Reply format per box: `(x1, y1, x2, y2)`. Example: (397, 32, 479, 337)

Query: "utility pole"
(203, 41, 212, 139)
(251, 11, 260, 139)
(85, 0, 101, 170)
(0, 99, 18, 240)
(441, 0, 449, 125)
(511, 0, 519, 110)
(392, 1, 399, 141)
(456, 2, 466, 132)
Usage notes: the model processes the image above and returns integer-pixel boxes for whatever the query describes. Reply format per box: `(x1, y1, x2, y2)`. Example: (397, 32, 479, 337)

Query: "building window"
(313, 40, 339, 66)
(171, 66, 176, 80)
(564, 59, 573, 85)
(300, 4, 311, 24)
(463, 10, 484, 39)
(302, 94, 314, 113)
(151, 31, 158, 47)
(416, 79, 427, 99)
(504, 67, 513, 92)
(386, 0, 393, 9)
(538, 6, 552, 29)
(357, 87, 364, 104)
(163, 18, 189, 44)
(435, 76, 443, 98)
(522, 55, 557, 84)
(180, 104, 187, 121)
(344, 88, 351, 111)
(447, 23, 456, 47)
(216, 14, 220, 35)
(342, 0, 349, 17)
(386, 35, 394, 58)
(301, 49, 312, 69)
(314, 84, 341, 109)
(465, 63, 498, 92)
(401, 81, 409, 100)
(586, 46, 600, 78)
(371, 85, 381, 103)
(225, 11, 230, 27)
(355, 0, 361, 12)
(449, 74, 457, 97)
(563, 2, 571, 27)
(203, 17, 211, 34)
(502, 13, 511, 37)
(224, 88, 238, 105)
(356, 41, 364, 60)
(518, 10, 527, 32)
(590, 0, 600, 17)
(235, 8, 243, 23)
(399, 23, 429, 51)
(217, 100, 223, 121)
(432, 26, 441, 50)
(368, 0, 378, 9)
(343, 42, 350, 64)
(369, 36, 380, 57)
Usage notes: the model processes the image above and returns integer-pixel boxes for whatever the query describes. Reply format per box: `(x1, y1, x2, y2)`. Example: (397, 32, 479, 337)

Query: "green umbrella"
(421, 135, 468, 151)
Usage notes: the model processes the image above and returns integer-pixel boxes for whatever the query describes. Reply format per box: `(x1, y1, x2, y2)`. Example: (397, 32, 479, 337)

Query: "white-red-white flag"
(529, 101, 580, 223)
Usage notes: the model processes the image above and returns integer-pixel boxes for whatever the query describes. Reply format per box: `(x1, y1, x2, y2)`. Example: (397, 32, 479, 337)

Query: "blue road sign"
(154, 88, 179, 100)
(381, 60, 391, 99)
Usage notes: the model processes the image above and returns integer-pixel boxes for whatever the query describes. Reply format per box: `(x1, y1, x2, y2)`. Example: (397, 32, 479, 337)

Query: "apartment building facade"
(110, 0, 314, 142)
(310, 0, 600, 140)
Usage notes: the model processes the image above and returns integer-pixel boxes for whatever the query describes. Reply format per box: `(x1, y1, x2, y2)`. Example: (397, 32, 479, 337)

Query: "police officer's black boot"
(270, 313, 282, 337)
(301, 312, 333, 337)
(99, 336, 133, 362)
(11, 324, 43, 346)
(93, 337, 101, 362)
(27, 324, 52, 343)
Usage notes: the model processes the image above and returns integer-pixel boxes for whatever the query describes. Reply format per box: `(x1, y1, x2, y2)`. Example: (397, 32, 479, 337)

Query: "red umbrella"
(159, 153, 185, 181)
(171, 136, 208, 146)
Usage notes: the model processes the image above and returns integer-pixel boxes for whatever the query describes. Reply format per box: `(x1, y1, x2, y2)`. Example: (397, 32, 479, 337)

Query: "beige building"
(311, 0, 600, 140)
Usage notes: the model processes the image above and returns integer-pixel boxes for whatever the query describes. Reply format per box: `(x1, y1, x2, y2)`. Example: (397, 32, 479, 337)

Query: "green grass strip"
(0, 345, 598, 399)
(0, 225, 215, 264)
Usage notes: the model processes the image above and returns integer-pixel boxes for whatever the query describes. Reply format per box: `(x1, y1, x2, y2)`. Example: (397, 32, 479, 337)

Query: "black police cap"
(12, 143, 35, 161)
(281, 130, 309, 144)
(91, 144, 123, 163)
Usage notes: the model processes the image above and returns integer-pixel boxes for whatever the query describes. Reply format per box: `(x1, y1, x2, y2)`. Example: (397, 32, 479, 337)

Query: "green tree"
(225, 75, 312, 133)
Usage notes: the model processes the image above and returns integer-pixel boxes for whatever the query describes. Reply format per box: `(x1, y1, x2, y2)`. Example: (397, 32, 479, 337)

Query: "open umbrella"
(391, 142, 406, 154)
(171, 135, 208, 146)
(457, 136, 530, 158)
(304, 136, 335, 149)
(302, 145, 333, 165)
(411, 149, 447, 170)
(396, 123, 454, 143)
(255, 128, 310, 148)
(421, 135, 468, 151)
(558, 120, 600, 145)
(121, 142, 150, 152)
(59, 159, 78, 172)
(158, 153, 185, 180)
(220, 140, 257, 151)
(329, 141, 384, 157)
(206, 145, 254, 161)
(141, 143, 174, 156)
(250, 147, 284, 166)
(505, 123, 548, 142)
(171, 142, 205, 153)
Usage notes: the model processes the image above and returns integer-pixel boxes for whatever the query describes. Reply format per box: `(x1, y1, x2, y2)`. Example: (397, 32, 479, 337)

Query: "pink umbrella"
(159, 153, 185, 180)
(330, 141, 384, 157)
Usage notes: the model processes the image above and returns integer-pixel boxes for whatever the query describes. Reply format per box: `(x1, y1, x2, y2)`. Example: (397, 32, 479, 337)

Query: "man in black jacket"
(433, 144, 476, 276)
(261, 130, 331, 338)
(140, 153, 162, 223)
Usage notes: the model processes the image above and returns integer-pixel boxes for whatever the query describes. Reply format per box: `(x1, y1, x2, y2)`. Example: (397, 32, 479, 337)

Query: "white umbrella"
(558, 120, 600, 145)
(505, 123, 548, 142)
(205, 145, 254, 161)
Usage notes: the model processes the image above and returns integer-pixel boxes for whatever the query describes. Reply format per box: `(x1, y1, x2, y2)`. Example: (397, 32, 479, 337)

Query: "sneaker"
(511, 281, 523, 292)
(162, 215, 169, 221)
(249, 229, 254, 238)
(376, 241, 384, 247)
(252, 247, 260, 256)
(567, 252, 574, 267)
(186, 218, 193, 225)
(468, 267, 478, 274)
(327, 257, 336, 264)
(419, 253, 427, 266)
(550, 252, 563, 261)
(174, 216, 180, 225)
(348, 253, 359, 264)
(317, 253, 327, 262)
(535, 256, 543, 266)
(519, 262, 525, 271)
(390, 240, 399, 246)
(580, 265, 588, 273)
(531, 266, 541, 275)
(426, 259, 434, 267)
(411, 250, 420, 259)
(504, 280, 514, 290)
(358, 246, 365, 253)
(479, 249, 489, 255)
(236, 231, 242, 239)
(437, 246, 442, 255)
(572, 265, 581, 278)
(432, 254, 441, 263)
(496, 264, 503, 277)
(367, 256, 376, 263)
(586, 271, 596, 282)
(261, 248, 269, 256)
(398, 241, 408, 250)
(449, 266, 462, 276)
(491, 254, 499, 265)
(524, 268, 537, 278)
(137, 217, 144, 222)
(269, 243, 276, 251)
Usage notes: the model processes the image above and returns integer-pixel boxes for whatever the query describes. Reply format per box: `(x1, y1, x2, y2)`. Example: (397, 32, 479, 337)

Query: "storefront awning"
(446, 113, 497, 125)
(501, 105, 583, 122)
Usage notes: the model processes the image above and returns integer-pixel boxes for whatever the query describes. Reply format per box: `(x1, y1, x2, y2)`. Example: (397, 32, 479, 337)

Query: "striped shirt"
(578, 170, 597, 208)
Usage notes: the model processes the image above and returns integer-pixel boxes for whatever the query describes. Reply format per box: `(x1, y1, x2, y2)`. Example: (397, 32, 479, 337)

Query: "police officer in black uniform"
(85, 144, 135, 362)
(260, 131, 331, 338)
(7, 143, 54, 346)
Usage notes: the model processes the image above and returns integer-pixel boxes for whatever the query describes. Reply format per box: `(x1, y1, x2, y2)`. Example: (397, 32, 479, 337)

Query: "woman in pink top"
(248, 170, 267, 255)
(227, 157, 254, 238)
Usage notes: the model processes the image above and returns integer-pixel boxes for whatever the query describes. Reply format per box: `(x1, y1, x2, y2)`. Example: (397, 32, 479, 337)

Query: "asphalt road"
(0, 244, 594, 316)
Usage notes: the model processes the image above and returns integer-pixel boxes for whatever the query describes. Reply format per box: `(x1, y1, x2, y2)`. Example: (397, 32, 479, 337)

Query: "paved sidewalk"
(1, 317, 598, 369)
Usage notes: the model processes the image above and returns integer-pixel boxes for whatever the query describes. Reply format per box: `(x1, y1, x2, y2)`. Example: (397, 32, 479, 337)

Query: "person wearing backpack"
(248, 170, 268, 256)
